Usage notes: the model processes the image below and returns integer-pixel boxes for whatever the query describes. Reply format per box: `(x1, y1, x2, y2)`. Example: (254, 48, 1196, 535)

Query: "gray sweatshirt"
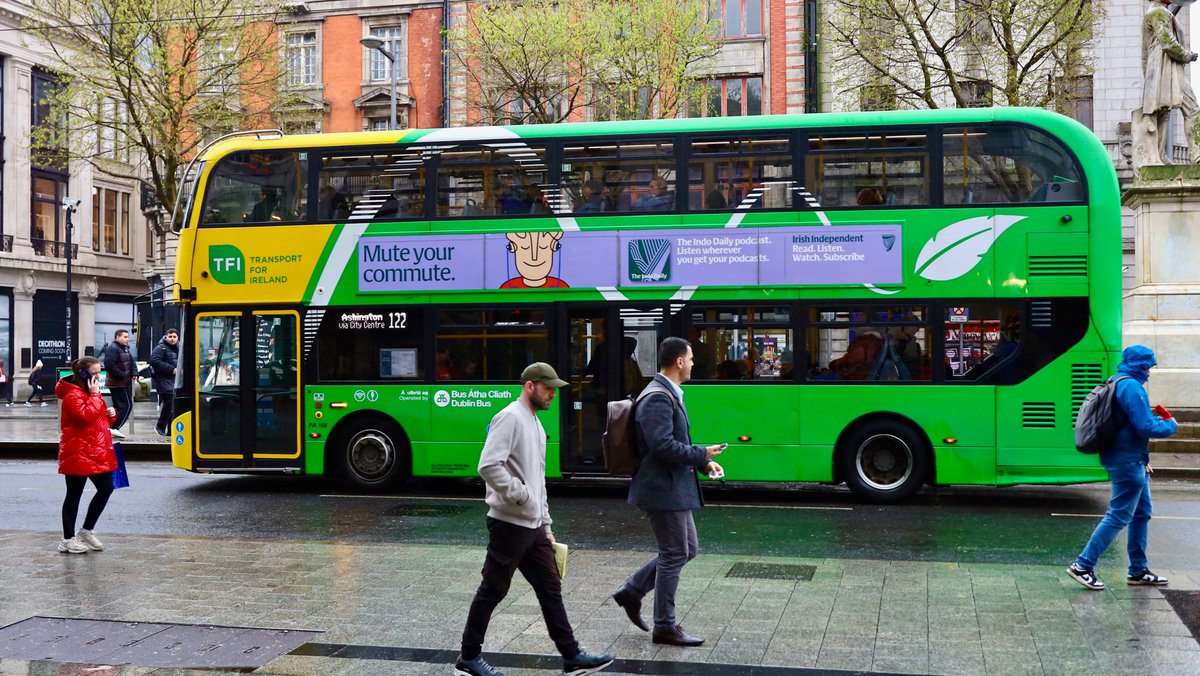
(477, 399, 552, 531)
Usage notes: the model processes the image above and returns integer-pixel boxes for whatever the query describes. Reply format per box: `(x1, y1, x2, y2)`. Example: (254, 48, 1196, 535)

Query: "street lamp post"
(360, 36, 398, 130)
(62, 197, 80, 364)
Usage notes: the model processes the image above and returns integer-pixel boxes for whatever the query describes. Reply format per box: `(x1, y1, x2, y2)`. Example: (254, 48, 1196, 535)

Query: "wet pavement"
(4, 403, 1200, 674)
(0, 399, 171, 456)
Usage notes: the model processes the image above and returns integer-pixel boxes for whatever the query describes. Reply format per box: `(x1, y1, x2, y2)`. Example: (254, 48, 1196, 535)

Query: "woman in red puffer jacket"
(56, 356, 118, 554)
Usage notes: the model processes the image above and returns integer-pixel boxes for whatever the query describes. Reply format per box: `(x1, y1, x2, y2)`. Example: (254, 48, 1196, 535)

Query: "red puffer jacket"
(56, 377, 117, 476)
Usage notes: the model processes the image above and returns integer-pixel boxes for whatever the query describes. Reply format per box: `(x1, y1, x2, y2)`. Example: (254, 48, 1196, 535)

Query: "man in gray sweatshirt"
(455, 362, 615, 676)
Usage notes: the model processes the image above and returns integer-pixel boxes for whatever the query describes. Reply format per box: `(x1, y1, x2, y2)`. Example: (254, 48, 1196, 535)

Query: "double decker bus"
(168, 107, 1119, 503)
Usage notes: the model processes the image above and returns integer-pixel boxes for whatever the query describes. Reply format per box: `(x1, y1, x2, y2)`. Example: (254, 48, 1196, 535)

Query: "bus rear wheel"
(336, 418, 410, 492)
(839, 420, 929, 504)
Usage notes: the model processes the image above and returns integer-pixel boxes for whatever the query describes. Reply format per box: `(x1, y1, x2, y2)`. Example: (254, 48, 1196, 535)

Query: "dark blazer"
(628, 373, 708, 511)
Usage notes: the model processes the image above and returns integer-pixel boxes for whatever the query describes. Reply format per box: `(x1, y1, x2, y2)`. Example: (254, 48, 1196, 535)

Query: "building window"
(368, 118, 390, 131)
(32, 68, 67, 171)
(690, 77, 762, 117)
(146, 222, 154, 262)
(959, 79, 993, 108)
(712, 0, 762, 37)
(201, 40, 238, 95)
(92, 186, 131, 255)
(286, 31, 318, 87)
(32, 174, 68, 258)
(1057, 75, 1093, 130)
(367, 26, 403, 82)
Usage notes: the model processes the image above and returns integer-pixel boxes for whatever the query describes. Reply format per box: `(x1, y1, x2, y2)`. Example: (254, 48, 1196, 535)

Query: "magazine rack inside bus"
(171, 113, 1114, 501)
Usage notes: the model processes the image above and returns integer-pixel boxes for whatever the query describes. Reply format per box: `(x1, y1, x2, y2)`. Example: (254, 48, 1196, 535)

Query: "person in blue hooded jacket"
(1067, 345, 1177, 591)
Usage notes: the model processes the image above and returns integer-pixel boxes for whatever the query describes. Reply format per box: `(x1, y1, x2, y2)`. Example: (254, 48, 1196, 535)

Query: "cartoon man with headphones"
(500, 230, 570, 289)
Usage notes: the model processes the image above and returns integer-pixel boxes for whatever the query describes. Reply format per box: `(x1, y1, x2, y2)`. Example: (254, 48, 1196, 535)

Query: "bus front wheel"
(839, 420, 929, 504)
(336, 418, 410, 491)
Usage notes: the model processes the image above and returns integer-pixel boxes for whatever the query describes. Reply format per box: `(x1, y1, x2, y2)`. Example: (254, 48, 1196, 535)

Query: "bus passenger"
(856, 187, 884, 206)
(317, 186, 350, 220)
(248, 187, 281, 221)
(632, 176, 673, 211)
(704, 189, 727, 209)
(576, 181, 606, 213)
(829, 329, 883, 380)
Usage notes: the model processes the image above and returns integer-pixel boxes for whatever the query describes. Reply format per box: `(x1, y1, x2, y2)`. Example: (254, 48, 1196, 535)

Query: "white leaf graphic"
(914, 215, 1025, 281)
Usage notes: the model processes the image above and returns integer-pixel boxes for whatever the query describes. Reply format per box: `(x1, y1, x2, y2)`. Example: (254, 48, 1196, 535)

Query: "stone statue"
(1141, 0, 1200, 165)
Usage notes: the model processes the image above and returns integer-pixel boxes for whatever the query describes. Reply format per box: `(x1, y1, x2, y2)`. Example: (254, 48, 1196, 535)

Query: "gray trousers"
(619, 509, 698, 630)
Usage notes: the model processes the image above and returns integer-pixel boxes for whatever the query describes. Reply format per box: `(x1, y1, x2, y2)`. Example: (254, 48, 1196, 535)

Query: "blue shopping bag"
(112, 442, 130, 489)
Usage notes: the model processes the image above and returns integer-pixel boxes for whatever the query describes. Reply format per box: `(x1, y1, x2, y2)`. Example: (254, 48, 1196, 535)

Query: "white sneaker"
(110, 429, 126, 439)
(39, 402, 48, 407)
(23, 402, 31, 407)
(58, 537, 89, 554)
(77, 529, 104, 551)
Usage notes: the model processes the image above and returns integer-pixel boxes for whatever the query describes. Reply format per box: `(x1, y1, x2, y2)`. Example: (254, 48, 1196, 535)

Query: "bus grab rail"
(170, 128, 284, 234)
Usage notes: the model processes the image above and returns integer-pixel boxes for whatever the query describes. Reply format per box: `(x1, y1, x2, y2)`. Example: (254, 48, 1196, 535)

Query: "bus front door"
(194, 311, 299, 467)
(561, 306, 665, 475)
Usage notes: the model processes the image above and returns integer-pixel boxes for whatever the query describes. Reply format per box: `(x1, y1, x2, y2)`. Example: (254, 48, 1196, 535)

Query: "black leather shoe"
(612, 589, 649, 632)
(651, 624, 704, 646)
(563, 649, 615, 675)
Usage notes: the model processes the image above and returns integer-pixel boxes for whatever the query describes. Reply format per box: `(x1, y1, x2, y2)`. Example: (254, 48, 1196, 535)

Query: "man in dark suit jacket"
(612, 336, 725, 646)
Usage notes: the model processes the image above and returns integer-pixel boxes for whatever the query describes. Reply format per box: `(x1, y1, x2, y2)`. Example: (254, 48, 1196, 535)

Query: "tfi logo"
(209, 245, 246, 284)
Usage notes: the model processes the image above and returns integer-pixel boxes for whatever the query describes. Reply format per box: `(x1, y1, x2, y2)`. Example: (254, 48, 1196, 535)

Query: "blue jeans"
(1076, 461, 1153, 576)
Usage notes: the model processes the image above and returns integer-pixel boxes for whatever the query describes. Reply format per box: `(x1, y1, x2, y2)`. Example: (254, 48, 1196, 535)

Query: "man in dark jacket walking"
(611, 337, 725, 646)
(101, 329, 136, 438)
(149, 329, 179, 437)
(1068, 345, 1178, 591)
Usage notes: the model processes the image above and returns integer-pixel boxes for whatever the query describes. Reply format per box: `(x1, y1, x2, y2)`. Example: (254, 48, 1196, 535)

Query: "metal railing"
(30, 238, 78, 259)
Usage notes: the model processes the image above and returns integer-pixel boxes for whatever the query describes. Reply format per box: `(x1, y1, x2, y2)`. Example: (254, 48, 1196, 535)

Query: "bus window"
(943, 126, 1084, 205)
(319, 149, 426, 221)
(435, 143, 549, 218)
(806, 306, 930, 382)
(805, 132, 929, 208)
(316, 308, 424, 381)
(944, 303, 1021, 379)
(687, 136, 793, 211)
(562, 140, 676, 213)
(688, 306, 793, 381)
(202, 151, 309, 225)
(436, 308, 548, 381)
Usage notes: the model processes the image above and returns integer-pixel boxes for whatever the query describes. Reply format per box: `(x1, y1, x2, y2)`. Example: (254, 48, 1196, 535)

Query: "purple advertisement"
(357, 226, 900, 292)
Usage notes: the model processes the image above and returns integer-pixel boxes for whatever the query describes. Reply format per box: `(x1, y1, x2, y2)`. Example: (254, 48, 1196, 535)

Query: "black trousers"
(110, 386, 132, 429)
(156, 391, 174, 433)
(63, 473, 114, 539)
(461, 517, 579, 661)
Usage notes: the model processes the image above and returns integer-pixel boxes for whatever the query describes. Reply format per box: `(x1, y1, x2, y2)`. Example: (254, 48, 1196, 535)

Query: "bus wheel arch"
(328, 413, 412, 492)
(834, 414, 933, 504)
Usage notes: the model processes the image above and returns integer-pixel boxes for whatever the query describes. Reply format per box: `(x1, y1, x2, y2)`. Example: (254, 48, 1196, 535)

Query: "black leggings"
(63, 473, 114, 539)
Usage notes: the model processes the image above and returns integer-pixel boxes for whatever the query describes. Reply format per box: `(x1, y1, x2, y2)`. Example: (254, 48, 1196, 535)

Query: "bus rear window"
(943, 126, 1083, 204)
(202, 151, 309, 225)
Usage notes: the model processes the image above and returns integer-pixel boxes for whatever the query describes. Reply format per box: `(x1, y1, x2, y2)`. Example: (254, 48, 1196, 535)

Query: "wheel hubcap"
(348, 430, 394, 482)
(855, 433, 913, 491)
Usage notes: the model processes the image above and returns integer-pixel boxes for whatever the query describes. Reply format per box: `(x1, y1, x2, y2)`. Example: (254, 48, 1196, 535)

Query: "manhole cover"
(725, 562, 815, 581)
(0, 616, 320, 669)
(384, 503, 472, 517)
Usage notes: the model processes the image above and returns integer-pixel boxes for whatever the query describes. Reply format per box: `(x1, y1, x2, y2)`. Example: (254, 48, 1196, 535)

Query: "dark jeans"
(63, 473, 114, 539)
(461, 517, 579, 661)
(110, 386, 133, 429)
(619, 509, 698, 630)
(156, 391, 174, 433)
(25, 383, 44, 404)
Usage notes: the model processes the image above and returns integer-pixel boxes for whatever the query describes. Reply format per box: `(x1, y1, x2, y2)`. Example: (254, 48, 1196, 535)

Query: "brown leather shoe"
(612, 589, 649, 632)
(651, 624, 703, 646)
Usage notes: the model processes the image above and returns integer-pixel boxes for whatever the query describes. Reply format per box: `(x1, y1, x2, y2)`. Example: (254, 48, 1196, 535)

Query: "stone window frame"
(362, 15, 409, 85)
(282, 24, 323, 89)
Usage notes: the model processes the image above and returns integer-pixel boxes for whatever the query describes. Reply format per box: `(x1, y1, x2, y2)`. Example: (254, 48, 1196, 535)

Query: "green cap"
(521, 362, 567, 387)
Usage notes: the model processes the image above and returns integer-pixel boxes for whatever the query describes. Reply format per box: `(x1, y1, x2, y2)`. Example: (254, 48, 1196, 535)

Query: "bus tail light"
(737, 435, 751, 442)
(309, 432, 321, 439)
(330, 402, 348, 409)
(943, 438, 957, 444)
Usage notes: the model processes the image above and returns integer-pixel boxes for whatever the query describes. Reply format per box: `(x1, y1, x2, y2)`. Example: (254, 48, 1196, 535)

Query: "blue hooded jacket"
(1102, 345, 1177, 467)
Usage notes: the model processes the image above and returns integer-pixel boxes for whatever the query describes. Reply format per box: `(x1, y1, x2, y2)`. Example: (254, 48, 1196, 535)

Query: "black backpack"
(1074, 375, 1130, 454)
(602, 382, 674, 476)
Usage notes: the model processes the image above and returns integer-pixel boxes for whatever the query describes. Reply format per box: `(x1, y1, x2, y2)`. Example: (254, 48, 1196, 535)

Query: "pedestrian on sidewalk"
(25, 360, 47, 406)
(56, 356, 118, 554)
(0, 357, 12, 406)
(612, 336, 725, 647)
(454, 362, 615, 676)
(149, 328, 179, 436)
(102, 329, 136, 438)
(1068, 345, 1178, 591)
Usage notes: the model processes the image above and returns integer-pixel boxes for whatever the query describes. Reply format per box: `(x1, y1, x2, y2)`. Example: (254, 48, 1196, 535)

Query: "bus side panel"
(797, 386, 998, 485)
(995, 348, 1109, 485)
(686, 386, 812, 481)
(419, 386, 543, 477)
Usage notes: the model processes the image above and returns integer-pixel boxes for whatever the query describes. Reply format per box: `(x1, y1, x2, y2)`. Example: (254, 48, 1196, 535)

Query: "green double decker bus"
(168, 107, 1119, 503)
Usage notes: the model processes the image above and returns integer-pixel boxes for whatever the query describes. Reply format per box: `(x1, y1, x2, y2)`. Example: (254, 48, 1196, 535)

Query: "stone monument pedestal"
(1122, 164, 1200, 407)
